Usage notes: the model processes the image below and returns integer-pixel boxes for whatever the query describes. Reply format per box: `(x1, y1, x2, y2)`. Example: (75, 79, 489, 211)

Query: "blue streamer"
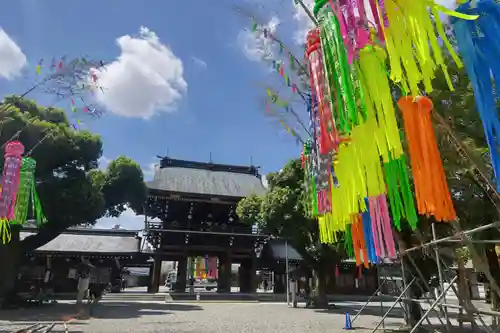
(453, 0, 500, 191)
(362, 198, 377, 263)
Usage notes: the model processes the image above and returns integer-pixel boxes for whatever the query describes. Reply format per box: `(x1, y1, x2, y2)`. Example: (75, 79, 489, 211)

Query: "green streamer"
(383, 155, 418, 231)
(315, 1, 359, 133)
(344, 224, 354, 258)
(11, 157, 46, 226)
(319, 22, 347, 133)
(11, 158, 36, 225)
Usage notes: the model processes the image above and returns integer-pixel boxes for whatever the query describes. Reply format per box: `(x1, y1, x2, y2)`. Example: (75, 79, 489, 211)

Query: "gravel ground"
(0, 301, 404, 333)
(0, 300, 491, 333)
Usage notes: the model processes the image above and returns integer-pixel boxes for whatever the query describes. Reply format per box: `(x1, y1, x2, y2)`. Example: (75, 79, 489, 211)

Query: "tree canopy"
(0, 96, 147, 251)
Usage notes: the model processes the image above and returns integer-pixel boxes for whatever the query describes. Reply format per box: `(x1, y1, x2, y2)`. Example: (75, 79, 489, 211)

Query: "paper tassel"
(373, 0, 477, 96)
(453, 0, 500, 191)
(306, 28, 340, 153)
(328, 0, 372, 63)
(0, 141, 24, 244)
(361, 204, 377, 263)
(398, 96, 456, 222)
(369, 195, 397, 259)
(344, 224, 354, 258)
(383, 155, 418, 231)
(356, 45, 403, 160)
(315, 4, 360, 132)
(11, 158, 37, 225)
(351, 214, 369, 268)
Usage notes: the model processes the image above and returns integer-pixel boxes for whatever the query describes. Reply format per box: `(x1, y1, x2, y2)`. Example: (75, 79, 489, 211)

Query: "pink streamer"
(378, 195, 397, 258)
(369, 195, 398, 259)
(329, 0, 373, 63)
(0, 141, 24, 220)
(368, 197, 381, 258)
(369, 196, 386, 258)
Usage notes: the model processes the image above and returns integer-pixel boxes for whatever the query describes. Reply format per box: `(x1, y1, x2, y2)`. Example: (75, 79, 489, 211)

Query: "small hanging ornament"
(397, 96, 456, 222)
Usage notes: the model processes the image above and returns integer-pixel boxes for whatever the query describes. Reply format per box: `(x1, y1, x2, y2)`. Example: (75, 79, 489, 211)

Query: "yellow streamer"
(319, 122, 387, 235)
(0, 218, 11, 244)
(357, 46, 403, 161)
(376, 0, 469, 96)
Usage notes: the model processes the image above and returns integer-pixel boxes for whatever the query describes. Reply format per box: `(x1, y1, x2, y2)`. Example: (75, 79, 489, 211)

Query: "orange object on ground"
(397, 96, 456, 222)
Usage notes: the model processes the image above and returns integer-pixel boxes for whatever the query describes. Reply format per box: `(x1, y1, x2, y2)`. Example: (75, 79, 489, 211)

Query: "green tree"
(0, 96, 147, 305)
(390, 51, 500, 324)
(429, 56, 500, 311)
(237, 159, 344, 308)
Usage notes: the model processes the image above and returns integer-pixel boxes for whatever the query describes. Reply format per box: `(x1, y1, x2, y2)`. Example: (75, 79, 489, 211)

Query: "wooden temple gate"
(144, 157, 268, 293)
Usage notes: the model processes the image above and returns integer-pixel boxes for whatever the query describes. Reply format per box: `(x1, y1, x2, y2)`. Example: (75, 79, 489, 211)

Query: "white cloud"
(95, 206, 162, 230)
(292, 0, 314, 45)
(142, 161, 158, 181)
(95, 207, 144, 230)
(95, 26, 187, 119)
(436, 0, 457, 8)
(0, 28, 27, 80)
(98, 156, 111, 170)
(237, 16, 280, 62)
(191, 56, 207, 69)
(261, 174, 269, 189)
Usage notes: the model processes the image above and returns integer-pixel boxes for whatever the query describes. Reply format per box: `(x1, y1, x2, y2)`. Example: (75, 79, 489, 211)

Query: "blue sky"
(0, 0, 456, 229)
(0, 0, 318, 229)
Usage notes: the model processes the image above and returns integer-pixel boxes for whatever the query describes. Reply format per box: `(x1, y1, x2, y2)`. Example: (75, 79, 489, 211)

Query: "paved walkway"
(0, 301, 403, 333)
(1, 299, 493, 333)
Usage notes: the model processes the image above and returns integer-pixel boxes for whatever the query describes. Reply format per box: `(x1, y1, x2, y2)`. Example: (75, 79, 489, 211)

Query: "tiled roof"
(147, 158, 267, 198)
(21, 228, 140, 254)
(259, 239, 303, 262)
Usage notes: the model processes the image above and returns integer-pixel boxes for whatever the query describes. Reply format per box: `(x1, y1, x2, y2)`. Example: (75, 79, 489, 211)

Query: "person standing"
(76, 258, 92, 304)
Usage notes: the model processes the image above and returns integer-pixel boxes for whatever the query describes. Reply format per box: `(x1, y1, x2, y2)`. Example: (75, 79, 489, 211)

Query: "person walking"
(76, 258, 93, 304)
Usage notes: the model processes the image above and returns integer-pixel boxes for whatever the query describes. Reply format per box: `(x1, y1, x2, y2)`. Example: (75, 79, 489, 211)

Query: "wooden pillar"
(150, 256, 162, 293)
(217, 251, 232, 293)
(250, 254, 257, 293)
(174, 256, 187, 292)
(147, 265, 154, 293)
(239, 256, 257, 293)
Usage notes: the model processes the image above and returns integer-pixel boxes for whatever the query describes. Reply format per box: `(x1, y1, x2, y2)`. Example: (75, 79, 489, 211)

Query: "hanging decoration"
(397, 96, 456, 222)
(295, 0, 483, 266)
(452, 0, 500, 191)
(0, 141, 25, 244)
(10, 157, 46, 226)
(249, 18, 308, 98)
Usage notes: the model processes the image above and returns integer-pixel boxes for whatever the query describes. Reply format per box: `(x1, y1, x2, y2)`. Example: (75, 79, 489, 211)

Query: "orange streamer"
(351, 214, 370, 268)
(397, 96, 456, 222)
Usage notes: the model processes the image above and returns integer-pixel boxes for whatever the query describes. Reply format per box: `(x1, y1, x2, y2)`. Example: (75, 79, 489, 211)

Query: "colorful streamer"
(452, 0, 500, 191)
(0, 141, 24, 243)
(397, 96, 456, 222)
(11, 157, 46, 226)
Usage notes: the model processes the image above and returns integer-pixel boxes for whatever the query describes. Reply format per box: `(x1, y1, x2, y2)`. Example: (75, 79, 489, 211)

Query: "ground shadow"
(315, 303, 466, 321)
(0, 301, 203, 323)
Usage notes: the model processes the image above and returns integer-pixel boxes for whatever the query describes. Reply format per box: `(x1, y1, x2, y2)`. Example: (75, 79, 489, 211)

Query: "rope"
(25, 130, 54, 157)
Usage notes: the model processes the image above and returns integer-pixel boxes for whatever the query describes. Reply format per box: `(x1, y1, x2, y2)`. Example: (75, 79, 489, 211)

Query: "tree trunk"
(0, 225, 22, 308)
(313, 269, 329, 309)
(395, 228, 425, 327)
(486, 245, 500, 312)
(0, 222, 67, 308)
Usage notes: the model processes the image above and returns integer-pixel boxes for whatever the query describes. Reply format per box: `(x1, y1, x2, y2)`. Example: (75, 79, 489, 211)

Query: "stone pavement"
(0, 300, 492, 332)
